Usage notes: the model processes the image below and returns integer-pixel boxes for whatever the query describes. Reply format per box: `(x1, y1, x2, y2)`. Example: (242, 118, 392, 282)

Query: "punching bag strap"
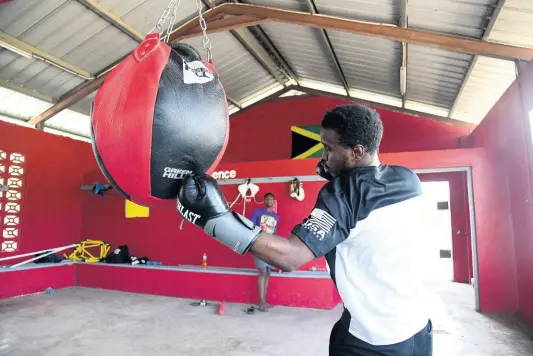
(134, 34, 162, 62)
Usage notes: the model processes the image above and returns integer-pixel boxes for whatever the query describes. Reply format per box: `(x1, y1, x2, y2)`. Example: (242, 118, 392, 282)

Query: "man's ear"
(352, 145, 365, 162)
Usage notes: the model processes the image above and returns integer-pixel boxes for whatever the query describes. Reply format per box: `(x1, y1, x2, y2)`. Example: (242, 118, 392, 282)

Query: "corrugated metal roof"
(487, 0, 533, 48)
(315, 0, 399, 25)
(0, 85, 91, 139)
(449, 0, 532, 123)
(0, 49, 85, 99)
(45, 108, 91, 138)
(77, 92, 96, 113)
(407, 45, 472, 110)
(0, 0, 137, 74)
(256, 22, 341, 86)
(450, 56, 516, 124)
(409, 0, 497, 39)
(241, 0, 307, 12)
(182, 31, 280, 102)
(98, 0, 200, 38)
(328, 30, 402, 97)
(0, 86, 49, 119)
(0, 0, 532, 131)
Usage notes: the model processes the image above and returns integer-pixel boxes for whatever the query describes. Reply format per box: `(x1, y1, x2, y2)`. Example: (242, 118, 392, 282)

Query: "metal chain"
(195, 0, 212, 61)
(163, 0, 181, 42)
(149, 0, 181, 41)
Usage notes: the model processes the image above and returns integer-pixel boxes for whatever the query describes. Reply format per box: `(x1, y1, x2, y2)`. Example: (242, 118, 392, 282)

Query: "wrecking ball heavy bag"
(90, 34, 229, 207)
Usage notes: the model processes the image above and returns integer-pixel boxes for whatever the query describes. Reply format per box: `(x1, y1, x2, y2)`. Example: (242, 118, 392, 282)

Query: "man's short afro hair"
(321, 104, 383, 154)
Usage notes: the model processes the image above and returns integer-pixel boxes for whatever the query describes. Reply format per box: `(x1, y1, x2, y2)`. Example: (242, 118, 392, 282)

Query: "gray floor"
(1, 282, 532, 356)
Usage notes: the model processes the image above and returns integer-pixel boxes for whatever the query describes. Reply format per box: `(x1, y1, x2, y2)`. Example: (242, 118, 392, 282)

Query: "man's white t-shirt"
(292, 164, 431, 345)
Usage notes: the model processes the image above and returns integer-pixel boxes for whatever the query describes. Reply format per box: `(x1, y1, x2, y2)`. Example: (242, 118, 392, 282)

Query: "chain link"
(163, 0, 181, 42)
(195, 0, 212, 61)
(149, 0, 213, 61)
(149, 0, 181, 41)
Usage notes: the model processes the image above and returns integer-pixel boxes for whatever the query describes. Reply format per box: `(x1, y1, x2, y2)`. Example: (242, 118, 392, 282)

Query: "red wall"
(222, 96, 473, 162)
(80, 102, 474, 270)
(0, 121, 95, 263)
(81, 168, 329, 271)
(0, 265, 75, 299)
(470, 61, 533, 321)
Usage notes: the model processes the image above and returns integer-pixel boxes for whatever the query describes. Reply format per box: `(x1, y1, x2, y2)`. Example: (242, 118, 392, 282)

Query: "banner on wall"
(291, 125, 323, 159)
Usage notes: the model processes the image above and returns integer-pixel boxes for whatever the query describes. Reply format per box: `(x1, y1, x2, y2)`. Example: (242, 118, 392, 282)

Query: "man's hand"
(177, 174, 261, 254)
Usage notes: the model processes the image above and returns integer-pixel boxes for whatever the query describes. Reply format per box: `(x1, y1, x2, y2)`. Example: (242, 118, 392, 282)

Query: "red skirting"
(0, 264, 75, 299)
(76, 264, 339, 309)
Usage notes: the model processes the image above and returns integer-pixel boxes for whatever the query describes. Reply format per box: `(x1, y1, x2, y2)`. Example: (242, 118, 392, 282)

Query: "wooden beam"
(169, 6, 225, 43)
(0, 32, 94, 79)
(77, 0, 144, 42)
(27, 76, 105, 127)
(218, 3, 533, 61)
(294, 86, 476, 129)
(174, 15, 272, 42)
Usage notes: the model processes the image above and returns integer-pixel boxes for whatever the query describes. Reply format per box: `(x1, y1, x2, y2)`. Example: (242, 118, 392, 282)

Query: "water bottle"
(202, 253, 208, 269)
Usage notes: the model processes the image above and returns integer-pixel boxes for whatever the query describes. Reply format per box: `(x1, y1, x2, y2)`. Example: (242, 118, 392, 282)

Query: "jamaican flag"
(291, 125, 323, 159)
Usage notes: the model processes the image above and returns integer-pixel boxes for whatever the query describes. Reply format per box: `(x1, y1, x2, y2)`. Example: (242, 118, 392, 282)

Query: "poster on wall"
(291, 125, 323, 159)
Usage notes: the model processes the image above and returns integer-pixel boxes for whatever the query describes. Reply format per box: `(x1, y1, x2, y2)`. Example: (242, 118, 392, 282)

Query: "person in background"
(250, 192, 280, 312)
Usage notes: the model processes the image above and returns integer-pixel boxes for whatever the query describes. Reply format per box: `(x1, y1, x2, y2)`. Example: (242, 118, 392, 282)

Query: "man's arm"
(249, 233, 314, 272)
(176, 175, 355, 264)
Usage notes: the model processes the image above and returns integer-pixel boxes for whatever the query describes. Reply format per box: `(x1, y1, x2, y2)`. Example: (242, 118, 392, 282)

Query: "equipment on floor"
(90, 0, 228, 208)
(190, 299, 211, 307)
(218, 301, 226, 315)
(105, 245, 130, 264)
(0, 244, 79, 269)
(64, 239, 110, 263)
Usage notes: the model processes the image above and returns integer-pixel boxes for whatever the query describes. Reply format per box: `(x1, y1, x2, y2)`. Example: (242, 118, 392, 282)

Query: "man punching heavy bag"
(90, 33, 229, 208)
(177, 104, 434, 355)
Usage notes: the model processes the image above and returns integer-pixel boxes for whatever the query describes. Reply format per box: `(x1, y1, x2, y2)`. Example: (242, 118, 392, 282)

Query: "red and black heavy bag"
(90, 34, 229, 207)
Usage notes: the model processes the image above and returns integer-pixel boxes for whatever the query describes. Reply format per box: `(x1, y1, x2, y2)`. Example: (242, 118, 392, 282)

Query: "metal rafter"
(0, 80, 91, 116)
(201, 0, 289, 88)
(230, 0, 299, 85)
(400, 0, 408, 108)
(229, 84, 476, 129)
(246, 25, 299, 85)
(305, 0, 350, 96)
(226, 95, 242, 109)
(219, 3, 533, 61)
(28, 1, 533, 126)
(289, 86, 475, 128)
(0, 32, 93, 79)
(448, 0, 508, 118)
(76, 0, 144, 42)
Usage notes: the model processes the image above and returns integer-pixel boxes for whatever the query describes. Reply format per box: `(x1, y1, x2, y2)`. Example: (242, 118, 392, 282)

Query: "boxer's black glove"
(316, 161, 333, 181)
(177, 174, 261, 255)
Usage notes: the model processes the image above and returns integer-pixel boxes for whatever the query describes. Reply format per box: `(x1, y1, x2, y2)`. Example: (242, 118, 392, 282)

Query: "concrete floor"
(1, 282, 532, 356)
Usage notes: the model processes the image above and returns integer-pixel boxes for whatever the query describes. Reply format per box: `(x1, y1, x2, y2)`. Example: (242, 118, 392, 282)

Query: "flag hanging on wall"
(291, 125, 324, 159)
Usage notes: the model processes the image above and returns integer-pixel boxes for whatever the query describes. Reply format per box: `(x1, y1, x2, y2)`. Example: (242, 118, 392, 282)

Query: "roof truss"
(25, 1, 533, 127)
